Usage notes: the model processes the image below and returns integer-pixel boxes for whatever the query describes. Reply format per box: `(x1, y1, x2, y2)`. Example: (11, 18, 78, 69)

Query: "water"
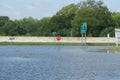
(0, 46, 120, 80)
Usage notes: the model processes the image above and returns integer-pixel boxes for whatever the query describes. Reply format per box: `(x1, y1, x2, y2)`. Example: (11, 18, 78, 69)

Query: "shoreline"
(0, 36, 117, 46)
(0, 42, 116, 46)
(0, 36, 115, 43)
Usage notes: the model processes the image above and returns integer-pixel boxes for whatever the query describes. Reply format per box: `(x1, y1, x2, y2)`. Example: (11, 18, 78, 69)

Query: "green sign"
(52, 32, 56, 36)
(80, 22, 87, 34)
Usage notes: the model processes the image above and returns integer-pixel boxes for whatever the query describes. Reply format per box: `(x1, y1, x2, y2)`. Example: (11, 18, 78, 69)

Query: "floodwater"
(0, 46, 120, 80)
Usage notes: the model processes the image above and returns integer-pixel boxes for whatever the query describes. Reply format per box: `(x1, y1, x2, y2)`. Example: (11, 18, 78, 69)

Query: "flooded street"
(0, 46, 120, 80)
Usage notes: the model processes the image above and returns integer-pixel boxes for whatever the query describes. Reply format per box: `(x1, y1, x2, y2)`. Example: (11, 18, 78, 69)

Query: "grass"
(102, 46, 120, 52)
(87, 43, 115, 46)
(0, 42, 82, 46)
(1, 42, 120, 52)
(0, 42, 116, 46)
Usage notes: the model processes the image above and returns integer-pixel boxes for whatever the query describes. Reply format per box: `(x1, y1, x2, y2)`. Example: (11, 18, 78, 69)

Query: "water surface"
(0, 46, 120, 80)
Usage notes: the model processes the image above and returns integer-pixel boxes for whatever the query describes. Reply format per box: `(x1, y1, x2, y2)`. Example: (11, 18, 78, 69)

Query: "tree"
(100, 27, 115, 37)
(112, 12, 120, 28)
(0, 16, 10, 27)
(0, 1, 117, 37)
(0, 16, 10, 35)
(14, 20, 26, 36)
(77, 0, 103, 8)
(51, 4, 79, 36)
(72, 0, 112, 37)
(1, 21, 19, 36)
(35, 17, 52, 36)
(19, 17, 39, 36)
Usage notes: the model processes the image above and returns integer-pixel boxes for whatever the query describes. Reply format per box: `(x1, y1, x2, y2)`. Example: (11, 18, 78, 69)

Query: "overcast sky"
(0, 0, 120, 20)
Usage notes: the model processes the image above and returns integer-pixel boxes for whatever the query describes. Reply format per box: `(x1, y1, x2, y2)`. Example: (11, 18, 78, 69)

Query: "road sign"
(83, 22, 87, 28)
(80, 22, 87, 34)
(52, 32, 56, 36)
(80, 22, 87, 46)
(56, 36, 61, 41)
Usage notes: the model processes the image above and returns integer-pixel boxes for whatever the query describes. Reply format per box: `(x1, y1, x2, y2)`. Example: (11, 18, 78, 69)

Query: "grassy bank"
(1, 42, 119, 52)
(0, 42, 82, 46)
(103, 47, 120, 52)
(0, 42, 116, 46)
(87, 43, 115, 46)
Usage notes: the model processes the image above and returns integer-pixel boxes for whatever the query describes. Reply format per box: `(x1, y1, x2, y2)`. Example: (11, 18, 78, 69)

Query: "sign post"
(52, 32, 56, 36)
(115, 29, 120, 47)
(56, 35, 61, 41)
(80, 22, 87, 46)
(56, 35, 61, 46)
(107, 33, 110, 47)
(52, 32, 56, 42)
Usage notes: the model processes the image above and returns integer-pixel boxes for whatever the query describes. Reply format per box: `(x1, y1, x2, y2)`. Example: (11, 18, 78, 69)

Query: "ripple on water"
(0, 57, 34, 61)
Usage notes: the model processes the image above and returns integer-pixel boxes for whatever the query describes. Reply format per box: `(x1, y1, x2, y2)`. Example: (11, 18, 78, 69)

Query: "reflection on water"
(0, 46, 120, 80)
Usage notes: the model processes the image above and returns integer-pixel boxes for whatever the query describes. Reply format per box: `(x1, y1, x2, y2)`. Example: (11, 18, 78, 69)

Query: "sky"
(0, 0, 120, 20)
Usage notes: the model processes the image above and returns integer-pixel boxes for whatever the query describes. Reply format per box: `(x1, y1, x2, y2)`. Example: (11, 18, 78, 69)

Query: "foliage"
(72, 0, 113, 37)
(0, 0, 119, 37)
(99, 27, 115, 37)
(50, 4, 79, 36)
(0, 16, 9, 27)
(112, 12, 120, 28)
(36, 17, 52, 36)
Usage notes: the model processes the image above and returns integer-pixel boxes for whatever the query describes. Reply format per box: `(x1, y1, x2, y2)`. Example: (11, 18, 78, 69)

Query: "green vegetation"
(0, 42, 82, 46)
(0, 0, 119, 37)
(102, 46, 120, 52)
(0, 42, 116, 46)
(87, 43, 115, 46)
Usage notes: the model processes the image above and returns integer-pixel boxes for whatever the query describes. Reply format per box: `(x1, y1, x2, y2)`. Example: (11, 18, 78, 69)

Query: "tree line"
(0, 0, 120, 37)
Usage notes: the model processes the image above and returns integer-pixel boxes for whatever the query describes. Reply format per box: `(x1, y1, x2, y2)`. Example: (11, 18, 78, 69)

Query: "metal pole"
(85, 33, 87, 46)
(81, 33, 83, 46)
(107, 33, 110, 47)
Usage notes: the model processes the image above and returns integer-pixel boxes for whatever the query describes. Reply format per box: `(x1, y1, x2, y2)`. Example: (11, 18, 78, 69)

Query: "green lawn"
(0, 42, 82, 46)
(0, 42, 116, 46)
